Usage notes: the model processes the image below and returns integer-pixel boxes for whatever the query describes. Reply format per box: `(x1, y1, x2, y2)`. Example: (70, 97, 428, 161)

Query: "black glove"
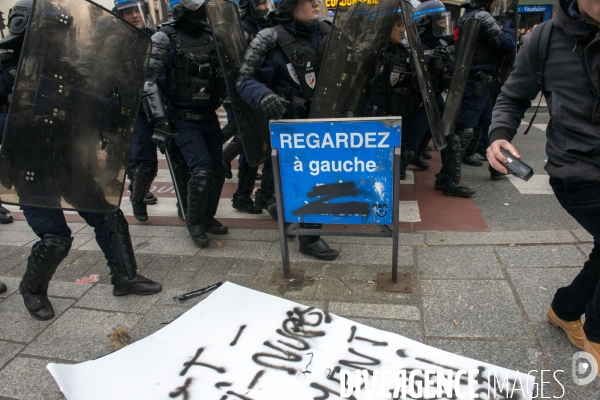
(152, 123, 173, 154)
(260, 92, 291, 120)
(431, 46, 447, 60)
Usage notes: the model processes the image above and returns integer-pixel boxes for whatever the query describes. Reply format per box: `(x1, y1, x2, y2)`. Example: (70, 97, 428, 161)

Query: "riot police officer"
(414, 0, 477, 197)
(227, 0, 277, 215)
(236, 0, 339, 260)
(0, 60, 14, 224)
(113, 0, 161, 221)
(454, 0, 515, 167)
(143, 0, 228, 247)
(0, 0, 162, 321)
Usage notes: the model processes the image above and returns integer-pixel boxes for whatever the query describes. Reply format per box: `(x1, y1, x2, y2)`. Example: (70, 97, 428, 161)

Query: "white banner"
(48, 282, 535, 399)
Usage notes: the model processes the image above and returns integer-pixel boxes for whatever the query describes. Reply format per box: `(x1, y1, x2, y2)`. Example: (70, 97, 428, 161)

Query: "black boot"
(490, 165, 505, 181)
(412, 136, 431, 170)
(400, 149, 417, 180)
(298, 226, 339, 260)
(232, 162, 262, 214)
(130, 163, 158, 221)
(205, 167, 229, 235)
(462, 128, 483, 167)
(254, 159, 276, 210)
(222, 135, 243, 180)
(170, 151, 190, 220)
(0, 281, 6, 294)
(410, 156, 429, 171)
(0, 205, 13, 224)
(20, 234, 72, 320)
(144, 192, 158, 205)
(187, 168, 213, 247)
(102, 209, 162, 296)
(435, 136, 475, 197)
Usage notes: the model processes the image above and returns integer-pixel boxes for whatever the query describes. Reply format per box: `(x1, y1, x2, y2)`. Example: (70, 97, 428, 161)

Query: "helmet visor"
(491, 0, 508, 16)
(171, 0, 205, 11)
(250, 0, 275, 19)
(430, 11, 451, 36)
(115, 3, 155, 29)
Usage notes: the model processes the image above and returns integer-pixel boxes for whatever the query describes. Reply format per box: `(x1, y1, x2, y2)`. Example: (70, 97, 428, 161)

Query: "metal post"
(268, 149, 305, 286)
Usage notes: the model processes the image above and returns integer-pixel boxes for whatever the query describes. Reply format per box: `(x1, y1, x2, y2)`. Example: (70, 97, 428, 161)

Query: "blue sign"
(270, 117, 401, 225)
(518, 5, 552, 13)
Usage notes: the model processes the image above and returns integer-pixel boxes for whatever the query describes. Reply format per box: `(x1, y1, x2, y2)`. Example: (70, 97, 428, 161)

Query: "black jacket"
(489, 0, 600, 181)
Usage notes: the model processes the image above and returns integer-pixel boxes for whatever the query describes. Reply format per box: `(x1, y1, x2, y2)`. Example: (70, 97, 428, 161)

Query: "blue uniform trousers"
(171, 113, 223, 170)
(455, 78, 493, 153)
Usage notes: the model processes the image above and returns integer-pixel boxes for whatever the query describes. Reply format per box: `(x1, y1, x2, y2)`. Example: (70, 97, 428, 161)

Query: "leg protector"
(400, 149, 416, 180)
(130, 163, 158, 222)
(232, 162, 262, 214)
(170, 151, 190, 220)
(254, 159, 275, 210)
(462, 128, 483, 166)
(101, 209, 162, 296)
(205, 167, 229, 235)
(187, 168, 214, 247)
(457, 128, 475, 161)
(221, 122, 238, 144)
(0, 201, 13, 224)
(222, 135, 243, 180)
(436, 136, 475, 197)
(20, 233, 72, 320)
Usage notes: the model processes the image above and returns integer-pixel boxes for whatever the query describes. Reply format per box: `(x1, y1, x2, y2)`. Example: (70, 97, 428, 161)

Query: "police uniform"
(236, 4, 339, 261)
(143, 1, 228, 247)
(454, 0, 516, 167)
(0, 0, 162, 321)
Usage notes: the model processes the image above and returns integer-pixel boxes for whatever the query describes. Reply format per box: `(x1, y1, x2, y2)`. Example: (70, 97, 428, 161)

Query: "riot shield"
(440, 17, 481, 138)
(0, 0, 151, 212)
(399, 0, 445, 151)
(310, 0, 401, 119)
(493, 0, 519, 86)
(206, 0, 270, 167)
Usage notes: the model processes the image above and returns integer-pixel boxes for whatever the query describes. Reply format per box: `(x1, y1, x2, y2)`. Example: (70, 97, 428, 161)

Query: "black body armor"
(456, 10, 503, 66)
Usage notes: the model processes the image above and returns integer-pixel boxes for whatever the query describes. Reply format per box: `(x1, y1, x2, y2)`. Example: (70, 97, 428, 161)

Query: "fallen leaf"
(216, 242, 224, 248)
(453, 320, 458, 326)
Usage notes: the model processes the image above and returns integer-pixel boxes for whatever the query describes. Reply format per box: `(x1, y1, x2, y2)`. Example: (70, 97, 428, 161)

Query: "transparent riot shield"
(0, 0, 151, 212)
(493, 0, 519, 86)
(310, 0, 401, 119)
(441, 17, 481, 138)
(206, 0, 270, 167)
(399, 0, 445, 151)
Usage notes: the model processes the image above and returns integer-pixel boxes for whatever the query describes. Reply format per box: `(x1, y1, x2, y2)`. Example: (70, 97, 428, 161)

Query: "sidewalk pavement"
(0, 221, 598, 399)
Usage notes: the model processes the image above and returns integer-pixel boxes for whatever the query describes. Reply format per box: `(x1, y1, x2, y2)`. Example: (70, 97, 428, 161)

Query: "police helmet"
(0, 0, 32, 50)
(238, 0, 276, 24)
(169, 0, 205, 21)
(113, 0, 154, 29)
(414, 0, 451, 36)
(460, 0, 493, 10)
(271, 0, 328, 25)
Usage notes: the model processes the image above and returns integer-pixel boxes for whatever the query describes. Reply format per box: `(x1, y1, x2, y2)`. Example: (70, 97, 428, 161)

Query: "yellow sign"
(325, 0, 380, 9)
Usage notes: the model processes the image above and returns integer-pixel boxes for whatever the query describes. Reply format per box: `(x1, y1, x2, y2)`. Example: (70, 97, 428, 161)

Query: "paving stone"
(188, 257, 235, 289)
(351, 318, 423, 342)
(571, 229, 594, 243)
(127, 224, 188, 238)
(0, 340, 23, 369)
(259, 260, 327, 279)
(0, 244, 22, 261)
(0, 295, 74, 342)
(193, 239, 273, 259)
(0, 247, 30, 275)
(421, 280, 529, 339)
(78, 235, 149, 252)
(224, 228, 280, 242)
(329, 302, 420, 320)
(52, 251, 106, 282)
(75, 284, 160, 313)
(319, 262, 394, 282)
(0, 229, 39, 246)
(497, 245, 586, 268)
(67, 222, 89, 233)
(336, 244, 413, 266)
(160, 257, 207, 290)
(70, 233, 95, 249)
(326, 234, 422, 246)
(145, 254, 186, 271)
(532, 323, 600, 389)
(426, 230, 577, 246)
(22, 308, 141, 362)
(507, 268, 581, 322)
(417, 246, 502, 279)
(0, 221, 35, 231)
(230, 258, 266, 276)
(427, 339, 544, 373)
(0, 276, 20, 298)
(314, 277, 418, 305)
(250, 272, 320, 302)
(578, 243, 594, 257)
(47, 280, 93, 299)
(0, 356, 68, 400)
(131, 305, 187, 341)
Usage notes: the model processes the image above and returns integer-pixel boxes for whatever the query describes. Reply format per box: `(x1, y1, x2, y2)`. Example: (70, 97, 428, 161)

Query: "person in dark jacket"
(454, 0, 515, 168)
(488, 0, 600, 373)
(236, 0, 339, 260)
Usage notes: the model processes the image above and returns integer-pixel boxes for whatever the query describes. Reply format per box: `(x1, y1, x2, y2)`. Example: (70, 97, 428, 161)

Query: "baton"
(173, 282, 223, 301)
(164, 149, 187, 221)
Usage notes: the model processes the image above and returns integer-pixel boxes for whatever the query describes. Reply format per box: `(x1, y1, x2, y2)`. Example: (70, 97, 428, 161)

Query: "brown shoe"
(583, 338, 600, 379)
(548, 306, 585, 350)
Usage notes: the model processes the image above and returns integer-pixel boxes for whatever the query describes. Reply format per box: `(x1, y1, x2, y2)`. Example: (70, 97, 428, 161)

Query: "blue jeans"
(550, 177, 600, 342)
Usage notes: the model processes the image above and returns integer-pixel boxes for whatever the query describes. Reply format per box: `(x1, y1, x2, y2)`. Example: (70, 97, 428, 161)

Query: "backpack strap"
(523, 20, 553, 135)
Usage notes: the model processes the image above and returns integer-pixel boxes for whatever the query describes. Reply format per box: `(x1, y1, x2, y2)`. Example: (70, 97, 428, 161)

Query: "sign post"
(269, 117, 412, 292)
